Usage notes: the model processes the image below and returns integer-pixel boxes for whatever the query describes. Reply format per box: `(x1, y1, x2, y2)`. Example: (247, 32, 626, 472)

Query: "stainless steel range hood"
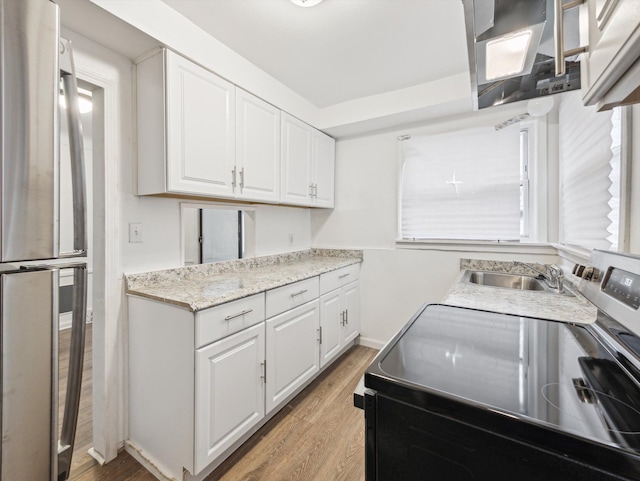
(463, 0, 582, 110)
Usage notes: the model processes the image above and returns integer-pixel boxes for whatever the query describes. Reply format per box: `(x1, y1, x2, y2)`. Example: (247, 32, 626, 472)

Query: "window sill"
(552, 243, 591, 263)
(395, 239, 557, 255)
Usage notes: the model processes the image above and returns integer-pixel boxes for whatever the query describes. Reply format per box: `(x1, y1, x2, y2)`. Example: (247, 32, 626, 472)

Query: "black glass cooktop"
(369, 304, 640, 454)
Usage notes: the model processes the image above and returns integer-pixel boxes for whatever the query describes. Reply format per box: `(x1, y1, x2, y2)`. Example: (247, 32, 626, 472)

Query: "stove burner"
(541, 382, 640, 436)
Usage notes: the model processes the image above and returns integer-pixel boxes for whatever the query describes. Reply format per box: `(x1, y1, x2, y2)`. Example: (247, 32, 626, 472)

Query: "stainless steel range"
(362, 250, 640, 480)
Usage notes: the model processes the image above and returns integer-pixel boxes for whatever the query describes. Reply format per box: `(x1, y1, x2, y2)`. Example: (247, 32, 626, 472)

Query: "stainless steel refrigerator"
(1, 1, 89, 480)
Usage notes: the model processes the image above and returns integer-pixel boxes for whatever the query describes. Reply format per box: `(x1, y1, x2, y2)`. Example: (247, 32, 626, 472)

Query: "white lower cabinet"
(341, 280, 360, 345)
(194, 322, 265, 474)
(127, 264, 359, 481)
(265, 300, 320, 413)
(320, 280, 360, 368)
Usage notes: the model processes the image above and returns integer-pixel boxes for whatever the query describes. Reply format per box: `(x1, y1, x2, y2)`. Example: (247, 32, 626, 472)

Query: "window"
(181, 203, 255, 265)
(558, 91, 622, 251)
(399, 124, 526, 241)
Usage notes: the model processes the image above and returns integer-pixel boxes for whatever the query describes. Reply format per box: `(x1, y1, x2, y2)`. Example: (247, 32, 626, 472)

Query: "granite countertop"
(125, 249, 362, 312)
(443, 259, 598, 324)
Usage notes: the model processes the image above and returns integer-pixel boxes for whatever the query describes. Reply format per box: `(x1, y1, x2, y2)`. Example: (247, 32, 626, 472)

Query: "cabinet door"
(266, 300, 319, 413)
(195, 323, 265, 473)
(166, 51, 236, 197)
(319, 289, 342, 368)
(341, 281, 360, 345)
(281, 112, 312, 206)
(236, 89, 281, 202)
(312, 130, 335, 208)
(581, 0, 640, 107)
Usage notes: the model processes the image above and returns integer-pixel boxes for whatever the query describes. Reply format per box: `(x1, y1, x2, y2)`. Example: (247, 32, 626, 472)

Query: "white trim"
(59, 309, 93, 331)
(618, 106, 633, 253)
(523, 117, 549, 243)
(357, 336, 385, 351)
(395, 239, 557, 255)
(64, 28, 125, 463)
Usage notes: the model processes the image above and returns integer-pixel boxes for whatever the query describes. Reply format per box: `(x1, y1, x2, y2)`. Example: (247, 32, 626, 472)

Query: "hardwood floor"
(60, 322, 96, 480)
(67, 344, 377, 481)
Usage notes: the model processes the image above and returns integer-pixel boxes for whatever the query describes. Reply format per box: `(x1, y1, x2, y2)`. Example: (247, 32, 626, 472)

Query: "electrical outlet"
(129, 223, 143, 243)
(289, 234, 294, 246)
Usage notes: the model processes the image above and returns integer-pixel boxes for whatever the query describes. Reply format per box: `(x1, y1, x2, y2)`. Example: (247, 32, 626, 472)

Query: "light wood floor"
(67, 344, 377, 481)
(59, 322, 95, 480)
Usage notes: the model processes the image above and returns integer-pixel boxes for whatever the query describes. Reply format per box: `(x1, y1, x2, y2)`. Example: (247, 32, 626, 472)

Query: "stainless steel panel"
(0, 0, 60, 262)
(1, 268, 58, 481)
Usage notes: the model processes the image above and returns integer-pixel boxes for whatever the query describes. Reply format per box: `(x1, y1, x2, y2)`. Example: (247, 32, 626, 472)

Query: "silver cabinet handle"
(341, 310, 346, 326)
(317, 327, 322, 344)
(240, 167, 245, 192)
(313, 184, 318, 197)
(554, 0, 588, 76)
(224, 308, 253, 321)
(290, 289, 308, 298)
(231, 167, 237, 192)
(260, 361, 267, 383)
(338, 273, 350, 279)
(309, 183, 314, 197)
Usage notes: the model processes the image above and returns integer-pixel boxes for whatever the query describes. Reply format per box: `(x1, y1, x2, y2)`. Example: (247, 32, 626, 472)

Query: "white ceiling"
(159, 0, 470, 108)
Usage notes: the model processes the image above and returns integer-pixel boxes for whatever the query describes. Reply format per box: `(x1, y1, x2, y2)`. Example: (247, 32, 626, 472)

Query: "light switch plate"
(129, 223, 143, 243)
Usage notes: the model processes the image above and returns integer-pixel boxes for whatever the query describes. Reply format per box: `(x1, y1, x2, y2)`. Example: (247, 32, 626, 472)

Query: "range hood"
(463, 0, 582, 110)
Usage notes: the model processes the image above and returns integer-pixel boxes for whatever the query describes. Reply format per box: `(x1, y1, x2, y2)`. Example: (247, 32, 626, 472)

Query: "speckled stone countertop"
(125, 249, 362, 312)
(443, 259, 597, 324)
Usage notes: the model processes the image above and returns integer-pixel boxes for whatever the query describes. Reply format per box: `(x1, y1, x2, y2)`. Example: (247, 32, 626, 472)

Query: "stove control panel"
(579, 251, 640, 334)
(602, 268, 640, 310)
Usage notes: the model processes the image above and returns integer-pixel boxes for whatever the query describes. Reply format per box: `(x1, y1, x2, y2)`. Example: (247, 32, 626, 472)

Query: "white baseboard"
(59, 309, 93, 331)
(357, 336, 385, 350)
(87, 447, 106, 466)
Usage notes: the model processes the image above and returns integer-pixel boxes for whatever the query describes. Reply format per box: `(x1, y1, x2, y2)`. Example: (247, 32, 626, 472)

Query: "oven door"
(363, 389, 377, 481)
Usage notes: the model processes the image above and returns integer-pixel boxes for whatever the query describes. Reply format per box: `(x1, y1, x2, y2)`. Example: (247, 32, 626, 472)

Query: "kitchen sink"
(462, 270, 547, 291)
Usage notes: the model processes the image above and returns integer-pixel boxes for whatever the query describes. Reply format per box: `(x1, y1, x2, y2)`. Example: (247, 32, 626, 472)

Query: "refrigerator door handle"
(60, 38, 87, 257)
(57, 264, 88, 481)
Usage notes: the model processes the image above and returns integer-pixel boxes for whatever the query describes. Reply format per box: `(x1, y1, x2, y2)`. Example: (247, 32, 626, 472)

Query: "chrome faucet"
(513, 261, 564, 292)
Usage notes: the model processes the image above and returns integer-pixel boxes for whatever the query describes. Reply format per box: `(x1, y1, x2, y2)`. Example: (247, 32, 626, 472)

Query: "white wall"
(87, 0, 472, 137)
(311, 103, 561, 347)
(61, 26, 314, 460)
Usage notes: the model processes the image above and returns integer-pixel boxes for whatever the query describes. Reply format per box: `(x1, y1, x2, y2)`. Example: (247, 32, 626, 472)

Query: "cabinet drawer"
(265, 277, 319, 319)
(195, 293, 265, 348)
(320, 263, 360, 295)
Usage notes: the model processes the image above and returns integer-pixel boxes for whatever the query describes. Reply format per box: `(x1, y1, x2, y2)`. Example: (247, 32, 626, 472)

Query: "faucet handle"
(548, 264, 563, 276)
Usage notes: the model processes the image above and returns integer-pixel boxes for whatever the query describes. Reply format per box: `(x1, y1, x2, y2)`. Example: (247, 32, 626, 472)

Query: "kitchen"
(2, 0, 640, 480)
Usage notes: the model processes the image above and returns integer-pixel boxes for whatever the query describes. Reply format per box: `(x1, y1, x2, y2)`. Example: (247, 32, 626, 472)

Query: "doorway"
(58, 79, 98, 479)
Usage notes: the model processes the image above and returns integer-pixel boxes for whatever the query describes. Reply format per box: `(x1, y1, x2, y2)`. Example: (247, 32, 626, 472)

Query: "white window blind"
(559, 91, 619, 250)
(400, 126, 521, 241)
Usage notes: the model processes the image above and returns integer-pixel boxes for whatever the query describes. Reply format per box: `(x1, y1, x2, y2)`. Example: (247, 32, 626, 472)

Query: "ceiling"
(159, 0, 470, 108)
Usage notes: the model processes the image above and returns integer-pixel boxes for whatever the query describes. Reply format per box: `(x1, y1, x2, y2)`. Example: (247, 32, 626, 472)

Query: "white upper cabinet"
(311, 130, 335, 208)
(281, 112, 335, 208)
(235, 89, 281, 203)
(281, 112, 313, 206)
(137, 49, 334, 207)
(580, 0, 640, 109)
(137, 49, 236, 197)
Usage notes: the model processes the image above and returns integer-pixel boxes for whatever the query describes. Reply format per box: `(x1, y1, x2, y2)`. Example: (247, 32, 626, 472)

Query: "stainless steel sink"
(462, 270, 547, 291)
